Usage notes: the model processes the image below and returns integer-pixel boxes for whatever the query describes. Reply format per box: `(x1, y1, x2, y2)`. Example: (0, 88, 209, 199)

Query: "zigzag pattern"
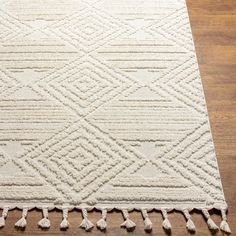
(0, 0, 226, 212)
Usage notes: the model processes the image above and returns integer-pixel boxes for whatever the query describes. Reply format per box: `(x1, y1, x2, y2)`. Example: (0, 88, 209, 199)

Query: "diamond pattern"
(0, 0, 227, 211)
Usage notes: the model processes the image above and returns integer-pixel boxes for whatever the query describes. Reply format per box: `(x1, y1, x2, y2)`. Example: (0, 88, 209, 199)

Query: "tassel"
(15, 207, 28, 228)
(220, 209, 231, 234)
(0, 207, 9, 228)
(208, 218, 219, 231)
(60, 208, 69, 229)
(80, 208, 94, 231)
(120, 209, 136, 229)
(96, 209, 107, 230)
(38, 207, 50, 229)
(220, 221, 231, 234)
(202, 209, 218, 231)
(161, 209, 171, 230)
(186, 218, 195, 232)
(183, 209, 195, 232)
(141, 209, 152, 230)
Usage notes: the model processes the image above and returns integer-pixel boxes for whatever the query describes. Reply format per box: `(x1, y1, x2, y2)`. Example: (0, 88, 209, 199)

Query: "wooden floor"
(1, 0, 236, 235)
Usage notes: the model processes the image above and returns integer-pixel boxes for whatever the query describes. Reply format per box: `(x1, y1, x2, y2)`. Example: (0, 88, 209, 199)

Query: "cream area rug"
(0, 0, 231, 233)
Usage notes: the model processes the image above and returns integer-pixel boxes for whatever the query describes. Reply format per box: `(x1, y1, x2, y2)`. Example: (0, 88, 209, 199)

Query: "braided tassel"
(202, 209, 218, 231)
(60, 208, 69, 229)
(161, 209, 171, 231)
(15, 207, 28, 228)
(96, 209, 107, 230)
(38, 207, 50, 229)
(0, 207, 9, 228)
(120, 209, 136, 229)
(220, 209, 231, 234)
(182, 209, 195, 232)
(80, 208, 94, 231)
(141, 209, 152, 231)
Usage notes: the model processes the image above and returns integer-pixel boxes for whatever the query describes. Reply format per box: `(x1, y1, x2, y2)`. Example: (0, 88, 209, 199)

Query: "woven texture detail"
(0, 0, 227, 215)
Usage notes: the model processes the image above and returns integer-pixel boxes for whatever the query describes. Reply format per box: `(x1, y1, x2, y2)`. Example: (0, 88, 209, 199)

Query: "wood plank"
(0, 0, 236, 235)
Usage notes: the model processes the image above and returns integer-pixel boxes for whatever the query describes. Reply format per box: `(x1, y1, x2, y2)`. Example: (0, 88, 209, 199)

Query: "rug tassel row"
(0, 207, 231, 233)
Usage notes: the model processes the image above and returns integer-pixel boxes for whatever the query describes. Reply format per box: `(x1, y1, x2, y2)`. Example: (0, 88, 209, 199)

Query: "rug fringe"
(96, 208, 107, 230)
(120, 209, 136, 229)
(182, 208, 196, 232)
(38, 207, 50, 229)
(15, 207, 28, 228)
(202, 208, 219, 231)
(0, 206, 231, 233)
(220, 208, 231, 233)
(80, 208, 94, 231)
(60, 207, 69, 229)
(161, 209, 172, 231)
(0, 206, 9, 228)
(141, 209, 152, 230)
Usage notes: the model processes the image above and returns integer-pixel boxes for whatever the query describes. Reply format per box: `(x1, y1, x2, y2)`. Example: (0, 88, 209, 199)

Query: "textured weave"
(0, 0, 229, 231)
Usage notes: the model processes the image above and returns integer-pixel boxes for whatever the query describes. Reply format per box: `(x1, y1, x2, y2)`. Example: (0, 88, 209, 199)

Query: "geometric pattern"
(0, 0, 227, 212)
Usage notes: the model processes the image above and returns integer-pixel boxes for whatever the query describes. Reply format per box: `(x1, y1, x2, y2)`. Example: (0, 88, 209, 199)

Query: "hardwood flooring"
(0, 0, 235, 235)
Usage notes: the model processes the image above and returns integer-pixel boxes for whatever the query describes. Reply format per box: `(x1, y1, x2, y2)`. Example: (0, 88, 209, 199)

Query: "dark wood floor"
(1, 0, 236, 235)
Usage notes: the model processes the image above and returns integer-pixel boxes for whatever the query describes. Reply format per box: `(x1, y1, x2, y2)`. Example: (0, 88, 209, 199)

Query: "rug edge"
(0, 204, 231, 233)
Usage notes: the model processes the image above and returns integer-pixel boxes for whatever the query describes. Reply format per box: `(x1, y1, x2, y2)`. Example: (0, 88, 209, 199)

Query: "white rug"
(0, 0, 230, 233)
